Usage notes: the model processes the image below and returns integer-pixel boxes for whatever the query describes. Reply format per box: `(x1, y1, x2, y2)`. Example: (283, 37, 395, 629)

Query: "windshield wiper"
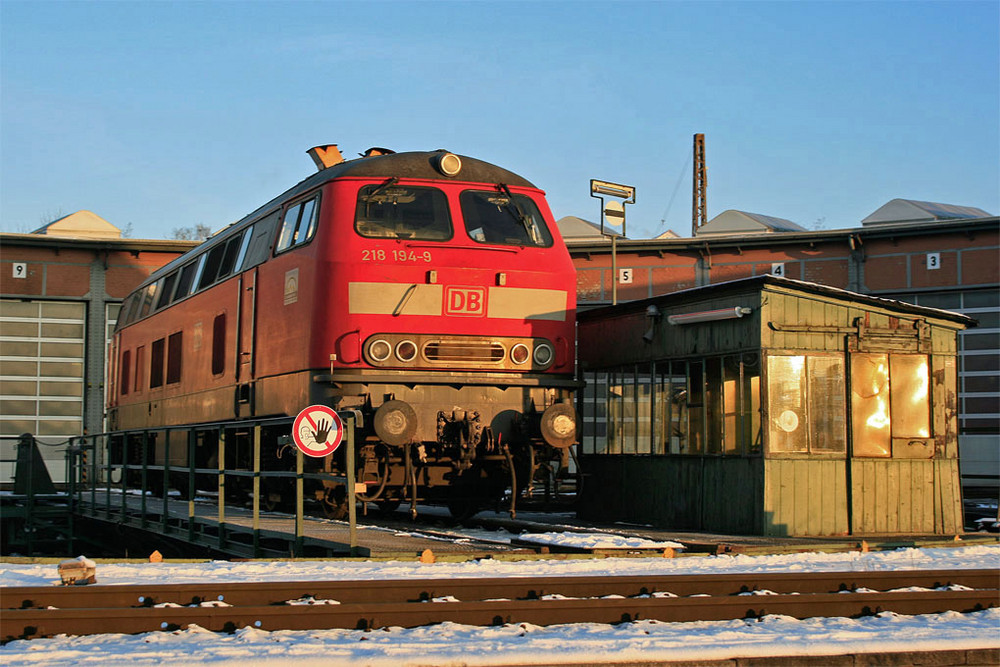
(361, 177, 400, 203)
(496, 183, 539, 244)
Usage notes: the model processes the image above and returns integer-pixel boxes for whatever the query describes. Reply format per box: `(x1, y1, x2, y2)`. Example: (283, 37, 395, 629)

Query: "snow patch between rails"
(516, 531, 684, 550)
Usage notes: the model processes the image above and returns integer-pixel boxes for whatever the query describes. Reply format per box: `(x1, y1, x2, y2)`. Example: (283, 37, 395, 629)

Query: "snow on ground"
(2, 544, 998, 666)
(3, 544, 997, 588)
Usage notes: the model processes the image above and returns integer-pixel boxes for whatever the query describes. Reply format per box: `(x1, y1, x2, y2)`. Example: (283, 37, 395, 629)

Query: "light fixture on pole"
(590, 179, 636, 306)
(667, 307, 752, 325)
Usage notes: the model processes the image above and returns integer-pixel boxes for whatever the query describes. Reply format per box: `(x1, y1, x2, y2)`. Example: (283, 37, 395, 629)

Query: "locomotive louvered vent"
(423, 341, 505, 363)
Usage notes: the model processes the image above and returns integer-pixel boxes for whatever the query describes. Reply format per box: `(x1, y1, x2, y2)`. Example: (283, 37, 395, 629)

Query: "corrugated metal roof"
(862, 199, 992, 225)
(696, 210, 806, 235)
(555, 216, 623, 239)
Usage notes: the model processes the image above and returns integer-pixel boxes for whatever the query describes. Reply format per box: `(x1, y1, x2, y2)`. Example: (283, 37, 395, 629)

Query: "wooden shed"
(576, 275, 974, 536)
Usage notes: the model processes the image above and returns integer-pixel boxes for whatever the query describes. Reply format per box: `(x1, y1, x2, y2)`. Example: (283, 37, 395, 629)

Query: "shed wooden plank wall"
(763, 459, 848, 536)
(850, 459, 963, 534)
(579, 456, 764, 534)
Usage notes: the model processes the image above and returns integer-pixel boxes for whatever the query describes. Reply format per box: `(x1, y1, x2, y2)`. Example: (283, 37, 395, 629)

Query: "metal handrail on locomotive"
(106, 145, 579, 518)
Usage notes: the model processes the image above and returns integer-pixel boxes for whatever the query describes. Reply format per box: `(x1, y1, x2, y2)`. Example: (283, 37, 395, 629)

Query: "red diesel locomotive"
(107, 146, 578, 516)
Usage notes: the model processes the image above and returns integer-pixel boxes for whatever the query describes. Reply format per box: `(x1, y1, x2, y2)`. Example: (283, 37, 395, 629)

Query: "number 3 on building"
(927, 253, 940, 270)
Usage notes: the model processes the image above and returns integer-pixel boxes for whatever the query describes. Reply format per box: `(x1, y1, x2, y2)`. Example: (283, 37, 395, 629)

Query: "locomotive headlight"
(395, 340, 418, 362)
(434, 152, 462, 177)
(368, 339, 392, 363)
(533, 342, 554, 368)
(510, 343, 530, 365)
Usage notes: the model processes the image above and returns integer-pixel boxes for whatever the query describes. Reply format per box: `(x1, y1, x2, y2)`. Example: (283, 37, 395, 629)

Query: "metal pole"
(140, 431, 148, 528)
(187, 429, 196, 543)
(346, 416, 357, 555)
(295, 449, 304, 556)
(612, 235, 618, 306)
(252, 424, 261, 557)
(162, 431, 170, 535)
(217, 426, 226, 551)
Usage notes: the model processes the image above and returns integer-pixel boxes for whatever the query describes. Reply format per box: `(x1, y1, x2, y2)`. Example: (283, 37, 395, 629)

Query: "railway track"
(3, 568, 997, 642)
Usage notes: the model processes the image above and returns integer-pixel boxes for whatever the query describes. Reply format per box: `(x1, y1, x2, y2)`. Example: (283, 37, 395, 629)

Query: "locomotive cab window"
(460, 190, 553, 247)
(355, 184, 451, 241)
(276, 195, 320, 253)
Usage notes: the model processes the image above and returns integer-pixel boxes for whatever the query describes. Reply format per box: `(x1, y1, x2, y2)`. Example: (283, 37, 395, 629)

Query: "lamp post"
(590, 179, 635, 306)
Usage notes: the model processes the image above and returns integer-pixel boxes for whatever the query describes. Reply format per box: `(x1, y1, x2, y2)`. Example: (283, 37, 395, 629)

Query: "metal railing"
(62, 413, 361, 557)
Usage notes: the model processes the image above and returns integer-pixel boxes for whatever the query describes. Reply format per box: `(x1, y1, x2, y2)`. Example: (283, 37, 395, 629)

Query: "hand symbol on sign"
(313, 418, 331, 444)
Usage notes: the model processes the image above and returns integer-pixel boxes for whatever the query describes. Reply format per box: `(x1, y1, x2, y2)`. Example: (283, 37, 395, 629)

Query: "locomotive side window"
(120, 350, 131, 396)
(232, 226, 253, 272)
(460, 190, 553, 247)
(172, 259, 199, 303)
(242, 212, 280, 268)
(198, 242, 228, 290)
(215, 229, 247, 282)
(355, 185, 451, 241)
(155, 272, 178, 310)
(277, 194, 320, 253)
(212, 314, 226, 376)
(150, 338, 165, 389)
(134, 345, 144, 394)
(166, 331, 183, 384)
(138, 282, 158, 319)
(119, 294, 140, 328)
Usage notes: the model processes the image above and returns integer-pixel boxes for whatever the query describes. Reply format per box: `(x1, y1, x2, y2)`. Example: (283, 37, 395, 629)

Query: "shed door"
(236, 269, 257, 418)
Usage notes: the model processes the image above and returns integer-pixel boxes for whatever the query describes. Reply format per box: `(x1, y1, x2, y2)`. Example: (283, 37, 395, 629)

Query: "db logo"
(445, 286, 486, 316)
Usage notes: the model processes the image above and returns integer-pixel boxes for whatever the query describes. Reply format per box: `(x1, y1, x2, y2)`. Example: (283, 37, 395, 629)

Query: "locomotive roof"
(135, 150, 537, 290)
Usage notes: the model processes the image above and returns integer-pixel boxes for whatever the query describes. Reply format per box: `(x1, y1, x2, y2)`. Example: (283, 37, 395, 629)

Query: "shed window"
(851, 353, 930, 457)
(582, 354, 761, 457)
(767, 354, 846, 455)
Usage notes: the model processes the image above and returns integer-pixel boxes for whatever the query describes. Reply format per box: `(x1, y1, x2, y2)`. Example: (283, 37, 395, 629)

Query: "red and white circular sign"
(292, 405, 344, 457)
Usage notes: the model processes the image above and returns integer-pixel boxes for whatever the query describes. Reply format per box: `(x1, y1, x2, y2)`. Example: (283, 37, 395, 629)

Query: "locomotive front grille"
(423, 340, 505, 363)
(363, 333, 556, 371)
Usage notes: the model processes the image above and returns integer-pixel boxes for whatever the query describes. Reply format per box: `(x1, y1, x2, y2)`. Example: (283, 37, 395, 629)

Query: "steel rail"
(3, 569, 997, 642)
(4, 568, 996, 610)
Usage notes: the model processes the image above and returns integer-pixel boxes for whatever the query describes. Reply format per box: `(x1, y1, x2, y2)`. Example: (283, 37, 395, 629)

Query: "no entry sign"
(292, 405, 344, 457)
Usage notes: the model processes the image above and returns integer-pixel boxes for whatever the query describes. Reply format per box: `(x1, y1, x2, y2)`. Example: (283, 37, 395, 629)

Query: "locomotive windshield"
(355, 183, 452, 240)
(460, 190, 553, 247)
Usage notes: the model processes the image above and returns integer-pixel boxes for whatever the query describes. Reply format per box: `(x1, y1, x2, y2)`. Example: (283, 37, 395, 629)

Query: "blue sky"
(2, 1, 997, 240)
